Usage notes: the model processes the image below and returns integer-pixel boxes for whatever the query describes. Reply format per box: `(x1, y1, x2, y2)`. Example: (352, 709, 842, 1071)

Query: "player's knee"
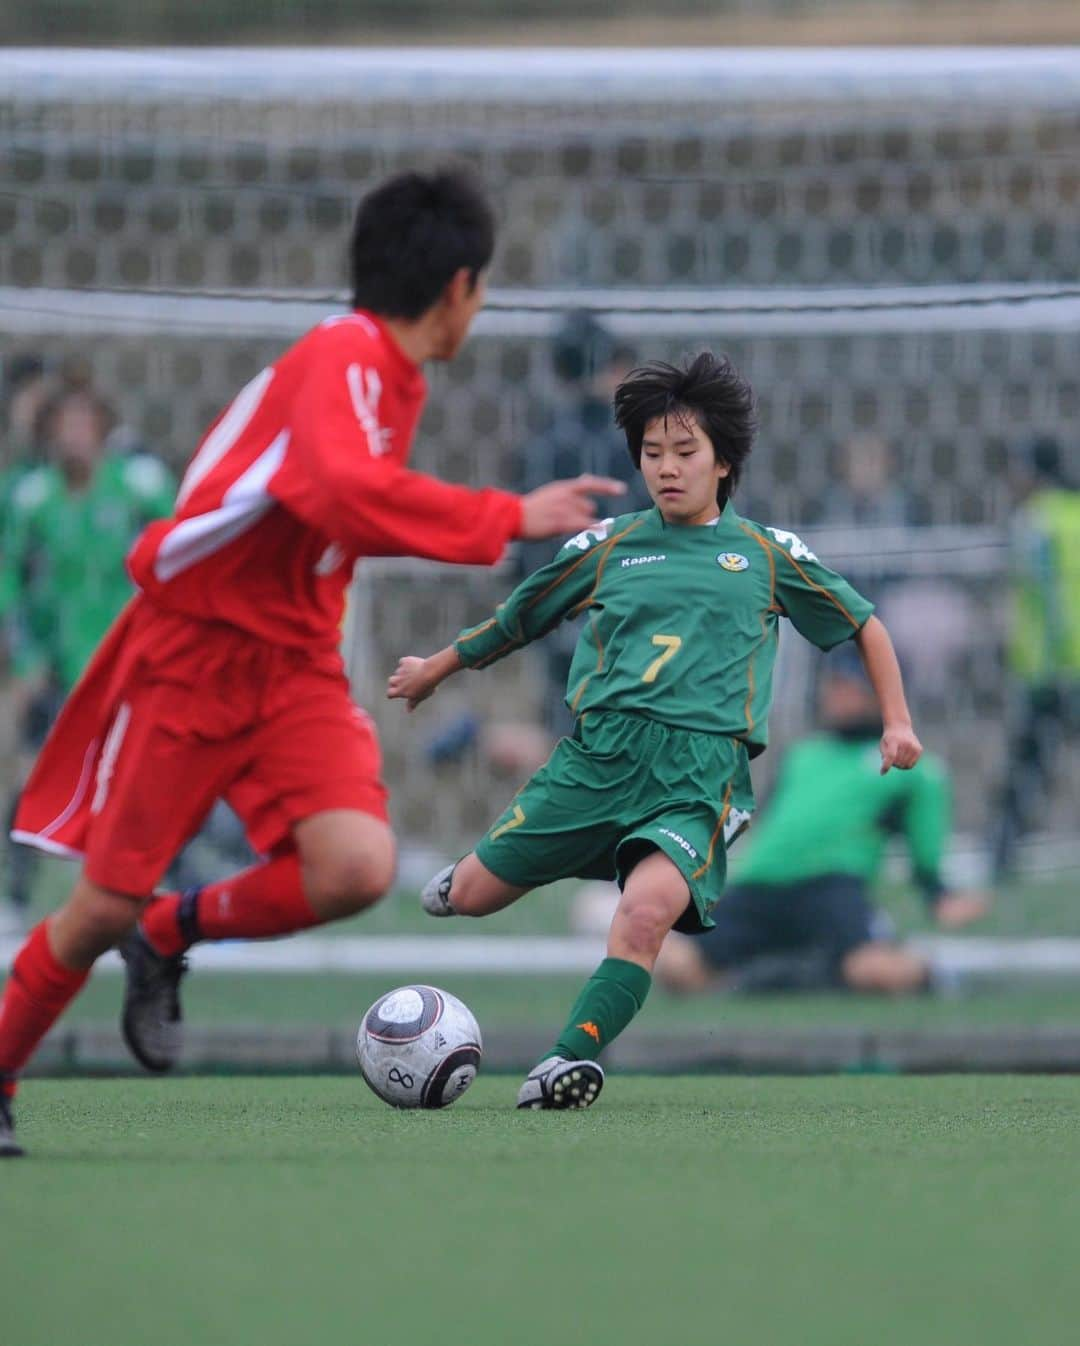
(304, 838, 396, 916)
(614, 895, 675, 961)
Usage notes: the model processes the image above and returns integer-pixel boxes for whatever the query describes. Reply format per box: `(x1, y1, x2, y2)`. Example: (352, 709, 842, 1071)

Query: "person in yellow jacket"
(993, 437, 1080, 878)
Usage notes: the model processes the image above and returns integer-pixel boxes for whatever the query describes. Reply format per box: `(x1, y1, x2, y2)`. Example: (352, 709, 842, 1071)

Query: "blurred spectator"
(0, 353, 55, 558)
(819, 430, 975, 707)
(0, 354, 56, 929)
(991, 436, 1080, 878)
(515, 311, 649, 736)
(819, 432, 917, 529)
(652, 653, 988, 996)
(0, 380, 175, 917)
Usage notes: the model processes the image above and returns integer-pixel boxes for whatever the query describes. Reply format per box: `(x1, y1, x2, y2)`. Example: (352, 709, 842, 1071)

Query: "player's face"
(640, 411, 729, 525)
(431, 267, 488, 361)
(51, 396, 107, 476)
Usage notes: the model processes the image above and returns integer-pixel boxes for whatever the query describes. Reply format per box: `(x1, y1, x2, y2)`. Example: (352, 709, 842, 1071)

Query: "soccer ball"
(356, 985, 482, 1109)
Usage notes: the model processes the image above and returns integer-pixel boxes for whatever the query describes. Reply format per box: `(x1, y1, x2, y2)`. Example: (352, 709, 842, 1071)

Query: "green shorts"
(474, 711, 754, 933)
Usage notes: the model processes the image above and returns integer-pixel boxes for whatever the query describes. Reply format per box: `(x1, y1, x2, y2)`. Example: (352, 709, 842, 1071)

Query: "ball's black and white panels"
(357, 985, 482, 1109)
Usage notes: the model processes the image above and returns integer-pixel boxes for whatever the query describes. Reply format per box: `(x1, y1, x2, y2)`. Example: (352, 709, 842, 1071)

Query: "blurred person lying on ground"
(655, 653, 989, 997)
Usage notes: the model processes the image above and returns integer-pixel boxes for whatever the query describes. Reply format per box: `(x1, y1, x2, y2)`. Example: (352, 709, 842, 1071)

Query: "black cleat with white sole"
(118, 928, 188, 1073)
(0, 1089, 24, 1158)
(516, 1055, 604, 1110)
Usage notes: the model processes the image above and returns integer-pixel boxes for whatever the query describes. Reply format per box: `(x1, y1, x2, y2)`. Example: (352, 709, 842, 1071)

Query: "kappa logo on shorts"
(717, 552, 750, 572)
(658, 827, 699, 860)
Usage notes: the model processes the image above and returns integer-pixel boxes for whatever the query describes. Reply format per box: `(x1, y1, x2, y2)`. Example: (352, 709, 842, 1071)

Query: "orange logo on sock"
(577, 1021, 601, 1044)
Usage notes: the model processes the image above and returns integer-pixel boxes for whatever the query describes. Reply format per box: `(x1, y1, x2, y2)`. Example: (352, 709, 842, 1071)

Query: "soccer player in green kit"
(388, 351, 923, 1109)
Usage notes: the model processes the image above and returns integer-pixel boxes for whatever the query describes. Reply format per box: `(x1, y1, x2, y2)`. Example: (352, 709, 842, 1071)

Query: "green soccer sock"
(547, 957, 652, 1063)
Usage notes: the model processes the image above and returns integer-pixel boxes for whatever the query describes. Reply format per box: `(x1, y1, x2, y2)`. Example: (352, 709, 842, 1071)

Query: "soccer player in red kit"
(0, 166, 624, 1155)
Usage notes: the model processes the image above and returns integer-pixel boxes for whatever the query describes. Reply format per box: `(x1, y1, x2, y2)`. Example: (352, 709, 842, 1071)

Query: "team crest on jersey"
(717, 552, 750, 572)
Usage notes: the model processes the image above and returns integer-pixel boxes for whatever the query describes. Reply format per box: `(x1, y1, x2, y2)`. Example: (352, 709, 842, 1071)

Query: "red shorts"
(16, 603, 388, 896)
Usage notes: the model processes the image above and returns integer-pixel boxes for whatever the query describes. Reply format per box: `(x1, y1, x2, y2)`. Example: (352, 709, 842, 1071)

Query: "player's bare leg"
(520, 849, 690, 1110)
(421, 851, 528, 918)
(0, 874, 138, 1154)
(606, 850, 692, 973)
(50, 874, 143, 967)
(294, 810, 397, 921)
(124, 809, 397, 1072)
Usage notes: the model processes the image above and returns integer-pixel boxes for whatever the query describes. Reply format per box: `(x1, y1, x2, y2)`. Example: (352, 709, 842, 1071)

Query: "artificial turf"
(8, 1075, 1080, 1346)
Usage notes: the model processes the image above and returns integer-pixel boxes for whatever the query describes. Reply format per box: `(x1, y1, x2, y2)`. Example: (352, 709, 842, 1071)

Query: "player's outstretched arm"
(387, 646, 462, 712)
(291, 353, 626, 565)
(519, 475, 626, 539)
(853, 615, 923, 773)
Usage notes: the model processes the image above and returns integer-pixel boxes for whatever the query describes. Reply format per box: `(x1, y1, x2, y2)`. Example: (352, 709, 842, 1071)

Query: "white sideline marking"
(4, 933, 1080, 980)
(907, 937, 1080, 977)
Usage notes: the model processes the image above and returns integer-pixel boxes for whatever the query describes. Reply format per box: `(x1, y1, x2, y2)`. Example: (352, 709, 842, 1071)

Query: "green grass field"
(8, 1075, 1080, 1346)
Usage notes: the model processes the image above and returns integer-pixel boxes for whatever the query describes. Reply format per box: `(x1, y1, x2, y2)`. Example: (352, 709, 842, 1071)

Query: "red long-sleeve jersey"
(127, 310, 524, 649)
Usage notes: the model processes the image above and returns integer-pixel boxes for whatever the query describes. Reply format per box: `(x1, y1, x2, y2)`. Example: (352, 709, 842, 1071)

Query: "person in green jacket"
(0, 381, 175, 913)
(655, 653, 988, 997)
(389, 351, 924, 1109)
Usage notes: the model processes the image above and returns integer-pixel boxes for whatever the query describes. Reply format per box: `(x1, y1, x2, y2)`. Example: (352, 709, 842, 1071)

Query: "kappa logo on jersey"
(766, 527, 817, 562)
(621, 554, 666, 568)
(717, 552, 749, 572)
(346, 363, 394, 457)
(565, 518, 615, 551)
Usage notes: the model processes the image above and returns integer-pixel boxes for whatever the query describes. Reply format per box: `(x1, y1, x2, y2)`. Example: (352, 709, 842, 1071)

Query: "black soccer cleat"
(516, 1056, 604, 1110)
(118, 928, 188, 1073)
(0, 1090, 24, 1158)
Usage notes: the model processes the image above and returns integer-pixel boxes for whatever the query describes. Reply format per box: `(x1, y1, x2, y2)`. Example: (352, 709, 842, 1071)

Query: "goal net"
(2, 48, 1077, 876)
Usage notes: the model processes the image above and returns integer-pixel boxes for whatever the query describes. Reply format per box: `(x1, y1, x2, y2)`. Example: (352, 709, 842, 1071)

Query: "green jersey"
(0, 453, 175, 689)
(455, 504, 874, 755)
(733, 733, 951, 900)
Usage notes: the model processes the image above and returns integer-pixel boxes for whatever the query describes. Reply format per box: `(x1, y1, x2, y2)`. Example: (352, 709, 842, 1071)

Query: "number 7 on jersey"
(642, 634, 682, 683)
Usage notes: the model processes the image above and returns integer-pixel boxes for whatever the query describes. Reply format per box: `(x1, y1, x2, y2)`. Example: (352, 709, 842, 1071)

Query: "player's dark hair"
(613, 351, 757, 504)
(350, 166, 496, 319)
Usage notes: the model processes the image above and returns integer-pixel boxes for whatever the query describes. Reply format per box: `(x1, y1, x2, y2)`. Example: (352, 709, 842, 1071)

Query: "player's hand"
(934, 890, 991, 929)
(387, 656, 438, 712)
(519, 475, 627, 540)
(879, 722, 922, 773)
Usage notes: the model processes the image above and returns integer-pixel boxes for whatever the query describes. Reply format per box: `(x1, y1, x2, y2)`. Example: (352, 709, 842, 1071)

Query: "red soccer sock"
(140, 855, 318, 956)
(0, 921, 91, 1095)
